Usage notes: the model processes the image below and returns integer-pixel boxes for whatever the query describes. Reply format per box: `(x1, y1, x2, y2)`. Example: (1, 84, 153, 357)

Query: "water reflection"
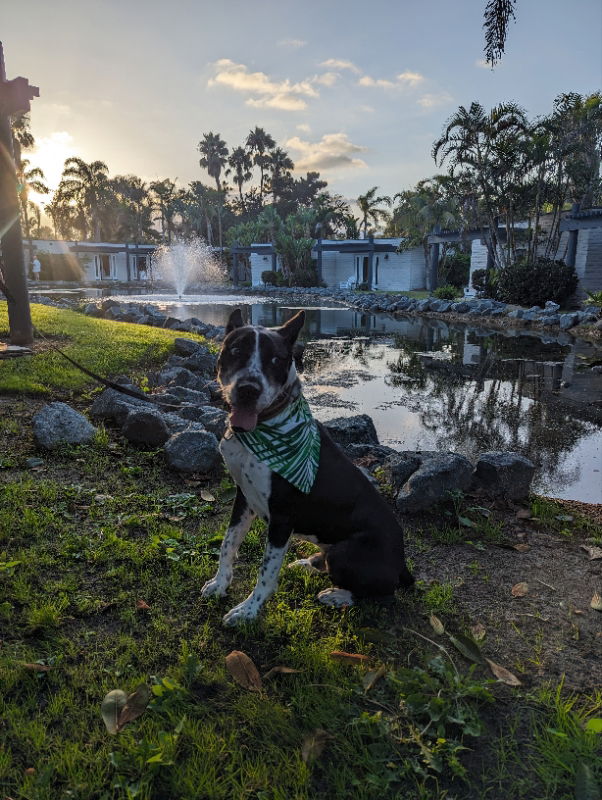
(96, 296, 601, 502)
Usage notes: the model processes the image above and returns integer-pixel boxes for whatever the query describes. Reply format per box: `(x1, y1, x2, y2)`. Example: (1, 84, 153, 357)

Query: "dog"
(201, 308, 414, 626)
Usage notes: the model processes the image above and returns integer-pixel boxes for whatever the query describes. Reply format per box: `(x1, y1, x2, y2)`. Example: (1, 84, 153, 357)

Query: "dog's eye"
(230, 347, 240, 356)
(271, 356, 283, 365)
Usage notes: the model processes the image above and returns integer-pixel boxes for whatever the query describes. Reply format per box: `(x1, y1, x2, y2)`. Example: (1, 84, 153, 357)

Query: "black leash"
(0, 281, 213, 410)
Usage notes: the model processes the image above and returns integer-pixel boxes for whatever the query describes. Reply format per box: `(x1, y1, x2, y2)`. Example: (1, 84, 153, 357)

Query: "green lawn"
(0, 303, 210, 394)
(1, 308, 601, 799)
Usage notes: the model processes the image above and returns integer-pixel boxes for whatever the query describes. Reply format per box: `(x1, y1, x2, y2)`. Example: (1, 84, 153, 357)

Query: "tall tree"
(150, 179, 178, 243)
(198, 132, 229, 253)
(483, 0, 518, 66)
(16, 158, 48, 264)
(227, 146, 253, 203)
(58, 158, 111, 240)
(245, 127, 276, 201)
(357, 186, 392, 236)
(266, 147, 294, 203)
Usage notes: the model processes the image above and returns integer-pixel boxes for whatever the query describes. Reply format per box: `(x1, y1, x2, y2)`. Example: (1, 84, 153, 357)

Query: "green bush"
(261, 270, 284, 286)
(585, 290, 602, 306)
(494, 259, 578, 307)
(471, 269, 489, 295)
(433, 284, 460, 300)
(439, 251, 470, 288)
(292, 268, 320, 287)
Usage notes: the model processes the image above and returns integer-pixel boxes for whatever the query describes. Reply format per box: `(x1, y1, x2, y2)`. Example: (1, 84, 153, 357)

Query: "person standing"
(32, 255, 42, 281)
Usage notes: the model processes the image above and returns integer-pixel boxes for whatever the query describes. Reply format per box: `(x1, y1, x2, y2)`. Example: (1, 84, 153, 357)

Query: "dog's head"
(218, 309, 305, 432)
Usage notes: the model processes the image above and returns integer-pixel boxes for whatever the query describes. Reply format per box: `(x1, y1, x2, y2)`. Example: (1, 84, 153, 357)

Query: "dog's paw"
(201, 575, 229, 598)
(288, 558, 320, 574)
(317, 587, 354, 608)
(222, 600, 260, 627)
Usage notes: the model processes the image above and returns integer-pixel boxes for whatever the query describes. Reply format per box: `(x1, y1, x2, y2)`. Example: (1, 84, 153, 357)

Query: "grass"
(1, 309, 601, 799)
(0, 302, 210, 394)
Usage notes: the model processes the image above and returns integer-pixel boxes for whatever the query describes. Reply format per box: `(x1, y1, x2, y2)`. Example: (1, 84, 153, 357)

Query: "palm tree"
(58, 158, 110, 240)
(483, 0, 517, 66)
(198, 132, 229, 254)
(245, 127, 276, 201)
(227, 146, 253, 203)
(432, 102, 528, 268)
(150, 179, 178, 243)
(356, 187, 392, 237)
(16, 158, 49, 263)
(267, 147, 294, 203)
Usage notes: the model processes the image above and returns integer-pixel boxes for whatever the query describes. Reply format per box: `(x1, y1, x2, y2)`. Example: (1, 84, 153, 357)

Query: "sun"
(26, 131, 78, 207)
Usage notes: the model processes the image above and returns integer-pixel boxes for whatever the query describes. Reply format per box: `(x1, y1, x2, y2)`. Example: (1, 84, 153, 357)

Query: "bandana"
(235, 393, 321, 494)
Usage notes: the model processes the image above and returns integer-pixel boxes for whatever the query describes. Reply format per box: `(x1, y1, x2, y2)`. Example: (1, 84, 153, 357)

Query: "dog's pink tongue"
(230, 407, 258, 432)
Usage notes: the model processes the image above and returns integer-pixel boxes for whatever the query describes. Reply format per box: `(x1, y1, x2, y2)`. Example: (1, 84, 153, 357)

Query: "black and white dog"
(202, 309, 414, 626)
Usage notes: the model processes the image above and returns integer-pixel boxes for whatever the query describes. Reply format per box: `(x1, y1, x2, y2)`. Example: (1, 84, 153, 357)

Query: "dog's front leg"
(202, 488, 255, 598)
(222, 516, 291, 627)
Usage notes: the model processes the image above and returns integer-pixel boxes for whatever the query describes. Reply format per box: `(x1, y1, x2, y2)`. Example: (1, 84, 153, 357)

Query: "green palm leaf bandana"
(235, 394, 321, 494)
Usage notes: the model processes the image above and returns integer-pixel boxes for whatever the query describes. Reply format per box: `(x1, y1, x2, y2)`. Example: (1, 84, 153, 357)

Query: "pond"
(103, 293, 602, 504)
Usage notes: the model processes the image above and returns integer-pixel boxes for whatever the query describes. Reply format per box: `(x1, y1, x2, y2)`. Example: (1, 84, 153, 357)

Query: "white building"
(245, 237, 427, 291)
(30, 239, 155, 282)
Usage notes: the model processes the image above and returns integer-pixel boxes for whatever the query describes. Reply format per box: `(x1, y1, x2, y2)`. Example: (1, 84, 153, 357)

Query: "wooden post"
(0, 42, 37, 345)
(565, 203, 579, 269)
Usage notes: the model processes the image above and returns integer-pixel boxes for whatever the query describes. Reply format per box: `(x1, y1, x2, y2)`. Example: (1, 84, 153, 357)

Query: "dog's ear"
(226, 309, 244, 334)
(277, 310, 305, 344)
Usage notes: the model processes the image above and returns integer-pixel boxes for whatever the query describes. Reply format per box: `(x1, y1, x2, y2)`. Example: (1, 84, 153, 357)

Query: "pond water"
(102, 293, 602, 503)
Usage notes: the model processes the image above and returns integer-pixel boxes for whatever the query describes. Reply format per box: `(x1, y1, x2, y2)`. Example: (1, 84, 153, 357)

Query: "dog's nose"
(235, 381, 262, 405)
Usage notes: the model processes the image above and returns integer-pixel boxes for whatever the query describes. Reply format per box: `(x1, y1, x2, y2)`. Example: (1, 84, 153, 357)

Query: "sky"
(4, 0, 602, 209)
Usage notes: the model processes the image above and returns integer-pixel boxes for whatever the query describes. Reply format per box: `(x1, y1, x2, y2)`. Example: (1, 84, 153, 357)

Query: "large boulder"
(121, 408, 170, 447)
(33, 402, 96, 449)
(178, 405, 228, 438)
(181, 350, 217, 375)
(395, 453, 474, 514)
(472, 451, 535, 500)
(156, 367, 208, 393)
(164, 429, 220, 472)
(386, 452, 422, 490)
(323, 414, 379, 449)
(90, 387, 149, 425)
(168, 385, 211, 405)
(174, 338, 211, 357)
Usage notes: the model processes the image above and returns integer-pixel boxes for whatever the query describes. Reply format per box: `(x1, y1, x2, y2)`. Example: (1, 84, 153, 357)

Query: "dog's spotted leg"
(316, 587, 354, 608)
(222, 517, 291, 626)
(202, 488, 255, 598)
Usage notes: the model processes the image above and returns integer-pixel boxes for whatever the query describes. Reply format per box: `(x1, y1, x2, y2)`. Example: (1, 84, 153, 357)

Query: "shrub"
(585, 290, 602, 306)
(494, 258, 578, 307)
(292, 268, 320, 288)
(433, 284, 460, 300)
(261, 270, 282, 286)
(439, 251, 470, 288)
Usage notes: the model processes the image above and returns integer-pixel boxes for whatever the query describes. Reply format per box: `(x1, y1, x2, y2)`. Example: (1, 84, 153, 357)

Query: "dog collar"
(234, 393, 320, 494)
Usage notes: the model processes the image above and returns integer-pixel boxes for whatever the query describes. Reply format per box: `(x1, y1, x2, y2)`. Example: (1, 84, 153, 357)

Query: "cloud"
(417, 92, 454, 108)
(359, 70, 424, 90)
(278, 38, 307, 49)
(208, 58, 318, 111)
(313, 71, 339, 87)
(296, 123, 311, 132)
(319, 58, 361, 74)
(285, 133, 368, 171)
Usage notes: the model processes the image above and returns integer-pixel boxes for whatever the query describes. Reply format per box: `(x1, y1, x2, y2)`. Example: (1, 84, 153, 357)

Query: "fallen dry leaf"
(429, 614, 445, 635)
(512, 543, 531, 553)
(200, 490, 216, 502)
(485, 658, 522, 686)
(580, 545, 602, 561)
(101, 690, 128, 735)
(329, 651, 369, 665)
(262, 666, 302, 680)
(447, 633, 484, 664)
(24, 767, 36, 775)
(301, 729, 331, 763)
(19, 662, 51, 672)
(117, 684, 152, 732)
(363, 665, 387, 692)
(516, 509, 532, 520)
(136, 599, 150, 610)
(470, 623, 487, 642)
(225, 651, 263, 692)
(591, 592, 602, 612)
(511, 582, 529, 597)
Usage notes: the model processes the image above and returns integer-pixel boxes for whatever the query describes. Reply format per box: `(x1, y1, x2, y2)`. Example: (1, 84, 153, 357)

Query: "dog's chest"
(220, 435, 271, 521)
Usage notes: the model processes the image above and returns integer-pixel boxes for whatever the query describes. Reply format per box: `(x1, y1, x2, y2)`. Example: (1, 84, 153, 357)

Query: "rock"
(168, 385, 211, 405)
(323, 414, 379, 448)
(150, 392, 182, 408)
(162, 413, 193, 434)
(345, 443, 399, 463)
(33, 402, 97, 449)
(164, 429, 220, 473)
(473, 451, 535, 500)
(395, 453, 473, 514)
(181, 350, 217, 375)
(415, 299, 431, 312)
(101, 298, 120, 312)
(89, 387, 149, 425)
(544, 301, 561, 312)
(205, 380, 223, 401)
(83, 302, 100, 316)
(157, 367, 208, 393)
(450, 302, 470, 313)
(560, 313, 579, 331)
(508, 309, 524, 319)
(437, 301, 452, 312)
(194, 406, 228, 438)
(121, 408, 170, 447)
(174, 337, 211, 357)
(25, 457, 44, 468)
(104, 306, 127, 321)
(386, 452, 422, 490)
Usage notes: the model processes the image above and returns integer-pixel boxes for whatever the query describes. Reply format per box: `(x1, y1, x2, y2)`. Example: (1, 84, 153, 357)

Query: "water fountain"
(152, 236, 226, 297)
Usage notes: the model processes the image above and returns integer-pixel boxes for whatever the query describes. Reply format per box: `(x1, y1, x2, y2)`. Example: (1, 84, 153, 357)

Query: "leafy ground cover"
(1, 309, 601, 800)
